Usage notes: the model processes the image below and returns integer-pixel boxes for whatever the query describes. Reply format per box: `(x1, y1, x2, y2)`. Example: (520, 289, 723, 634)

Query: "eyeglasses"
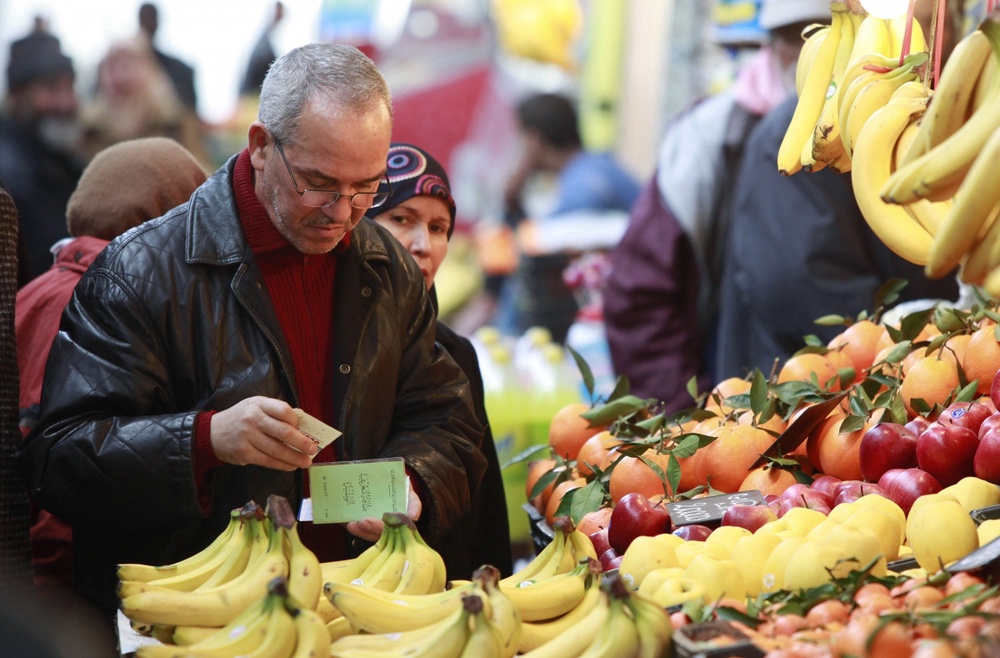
(272, 136, 391, 209)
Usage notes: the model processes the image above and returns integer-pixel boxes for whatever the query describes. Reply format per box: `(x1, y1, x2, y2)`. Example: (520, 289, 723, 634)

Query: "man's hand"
(210, 396, 317, 470)
(345, 477, 423, 543)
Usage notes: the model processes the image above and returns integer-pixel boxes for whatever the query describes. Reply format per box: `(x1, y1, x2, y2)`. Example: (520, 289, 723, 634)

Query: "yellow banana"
(322, 521, 395, 587)
(779, 6, 844, 176)
(518, 588, 610, 658)
(285, 522, 322, 611)
(197, 513, 269, 590)
(568, 529, 598, 562)
(239, 592, 297, 658)
(812, 8, 859, 167)
(847, 12, 893, 69)
(392, 516, 442, 595)
(409, 519, 448, 593)
(117, 504, 257, 583)
(625, 591, 674, 658)
(120, 520, 289, 627)
(851, 94, 934, 265)
(902, 29, 992, 167)
(577, 583, 640, 658)
(325, 579, 474, 634)
(517, 562, 603, 652)
(887, 13, 927, 58)
(984, 264, 1000, 298)
(836, 52, 900, 146)
(843, 53, 925, 158)
(925, 126, 1000, 278)
(797, 25, 832, 97)
(500, 559, 591, 622)
(972, 41, 999, 112)
(458, 595, 505, 658)
(328, 593, 474, 658)
(355, 531, 408, 591)
(882, 17, 1000, 204)
(475, 564, 522, 658)
(959, 202, 1000, 285)
(290, 606, 333, 658)
(499, 520, 571, 588)
(326, 615, 355, 642)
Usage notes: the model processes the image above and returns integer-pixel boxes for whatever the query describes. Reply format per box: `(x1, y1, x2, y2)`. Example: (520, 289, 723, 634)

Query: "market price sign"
(664, 490, 766, 527)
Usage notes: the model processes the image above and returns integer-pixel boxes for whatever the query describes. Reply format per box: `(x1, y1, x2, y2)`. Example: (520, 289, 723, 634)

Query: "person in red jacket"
(15, 136, 207, 596)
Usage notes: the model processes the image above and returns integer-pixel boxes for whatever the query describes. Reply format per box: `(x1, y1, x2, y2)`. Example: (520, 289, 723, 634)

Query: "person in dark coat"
(368, 143, 513, 578)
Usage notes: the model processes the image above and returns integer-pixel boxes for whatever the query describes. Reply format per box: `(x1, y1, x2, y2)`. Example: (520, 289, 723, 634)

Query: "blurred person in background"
(138, 2, 198, 115)
(368, 143, 512, 578)
(603, 0, 831, 412)
(16, 137, 208, 599)
(0, 23, 85, 288)
(714, 3, 962, 381)
(80, 35, 210, 166)
(499, 92, 640, 343)
(241, 1, 285, 98)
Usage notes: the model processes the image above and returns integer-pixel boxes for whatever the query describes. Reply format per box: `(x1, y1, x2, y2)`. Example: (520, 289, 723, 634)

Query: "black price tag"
(664, 490, 766, 527)
(946, 536, 1000, 573)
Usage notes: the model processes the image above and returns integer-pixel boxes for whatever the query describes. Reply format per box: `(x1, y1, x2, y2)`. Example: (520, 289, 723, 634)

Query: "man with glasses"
(17, 43, 486, 622)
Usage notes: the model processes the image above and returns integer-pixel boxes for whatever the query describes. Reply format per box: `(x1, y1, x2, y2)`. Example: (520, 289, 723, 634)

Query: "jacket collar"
(184, 154, 390, 266)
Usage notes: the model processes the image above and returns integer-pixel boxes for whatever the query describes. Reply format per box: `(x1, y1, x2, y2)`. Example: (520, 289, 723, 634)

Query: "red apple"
(937, 400, 993, 435)
(975, 426, 1000, 484)
(721, 503, 777, 533)
(980, 411, 1000, 440)
(777, 489, 832, 517)
(599, 548, 623, 572)
(877, 468, 943, 515)
(859, 422, 918, 483)
(832, 480, 888, 506)
(916, 421, 979, 486)
(588, 526, 612, 558)
(905, 416, 931, 438)
(607, 492, 672, 554)
(672, 524, 713, 541)
(991, 370, 1000, 410)
(776, 483, 812, 503)
(810, 474, 843, 498)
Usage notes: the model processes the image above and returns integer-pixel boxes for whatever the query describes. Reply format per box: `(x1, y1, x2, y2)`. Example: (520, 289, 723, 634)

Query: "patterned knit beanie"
(66, 137, 208, 239)
(371, 143, 456, 239)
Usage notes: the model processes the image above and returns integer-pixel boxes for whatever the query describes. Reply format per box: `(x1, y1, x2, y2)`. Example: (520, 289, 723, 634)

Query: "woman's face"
(371, 195, 451, 289)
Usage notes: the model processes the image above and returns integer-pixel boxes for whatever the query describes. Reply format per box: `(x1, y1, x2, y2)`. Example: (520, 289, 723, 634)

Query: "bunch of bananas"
(117, 495, 321, 640)
(779, 1, 928, 176)
(135, 576, 330, 658)
(874, 15, 1000, 292)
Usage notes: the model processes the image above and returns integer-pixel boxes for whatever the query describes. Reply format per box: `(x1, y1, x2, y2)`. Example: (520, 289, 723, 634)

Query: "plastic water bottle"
(483, 344, 531, 544)
(565, 307, 616, 402)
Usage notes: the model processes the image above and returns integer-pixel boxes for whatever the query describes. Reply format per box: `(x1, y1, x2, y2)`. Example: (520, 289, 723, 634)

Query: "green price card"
(308, 457, 407, 524)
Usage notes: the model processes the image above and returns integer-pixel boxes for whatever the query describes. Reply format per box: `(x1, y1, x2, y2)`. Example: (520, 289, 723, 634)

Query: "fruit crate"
(523, 503, 554, 555)
(672, 620, 765, 658)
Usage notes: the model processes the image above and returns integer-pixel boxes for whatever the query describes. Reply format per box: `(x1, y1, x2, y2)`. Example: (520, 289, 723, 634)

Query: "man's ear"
(248, 122, 269, 171)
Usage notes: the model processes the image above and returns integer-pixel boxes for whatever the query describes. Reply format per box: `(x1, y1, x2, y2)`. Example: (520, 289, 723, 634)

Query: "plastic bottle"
(482, 344, 531, 544)
(523, 342, 585, 450)
(565, 306, 616, 402)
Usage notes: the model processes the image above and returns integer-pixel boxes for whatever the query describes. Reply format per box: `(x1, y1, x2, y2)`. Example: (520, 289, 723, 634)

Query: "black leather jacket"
(17, 155, 486, 614)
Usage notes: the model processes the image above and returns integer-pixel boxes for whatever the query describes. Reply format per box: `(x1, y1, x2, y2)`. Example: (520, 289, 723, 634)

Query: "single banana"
(577, 587, 640, 658)
(984, 263, 1000, 298)
(902, 29, 991, 167)
(959, 202, 1000, 285)
(392, 516, 440, 595)
(882, 17, 1000, 204)
(847, 12, 893, 69)
(625, 591, 673, 658)
(972, 41, 999, 112)
(328, 594, 473, 658)
(289, 606, 333, 658)
(568, 529, 598, 562)
(851, 95, 935, 265)
(811, 8, 858, 167)
(517, 560, 603, 653)
(120, 518, 289, 627)
(458, 594, 504, 658)
(517, 588, 610, 658)
(326, 615, 355, 642)
(778, 5, 845, 176)
(409, 519, 448, 593)
(237, 591, 297, 658)
(285, 523, 322, 611)
(500, 559, 591, 622)
(925, 126, 1000, 278)
(117, 504, 257, 583)
(887, 13, 927, 58)
(326, 580, 474, 634)
(797, 25, 831, 98)
(475, 564, 522, 658)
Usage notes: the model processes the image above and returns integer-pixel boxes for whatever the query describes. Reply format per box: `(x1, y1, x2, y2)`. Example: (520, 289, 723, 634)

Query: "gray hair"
(258, 43, 392, 144)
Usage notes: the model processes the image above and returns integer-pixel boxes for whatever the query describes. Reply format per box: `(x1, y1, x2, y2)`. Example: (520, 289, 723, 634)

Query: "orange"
(695, 424, 774, 493)
(548, 402, 599, 461)
(545, 476, 587, 526)
(575, 430, 621, 478)
(806, 409, 881, 481)
(576, 506, 612, 537)
(608, 452, 674, 503)
(704, 376, 752, 415)
(738, 464, 798, 496)
(827, 320, 888, 376)
(962, 324, 1000, 395)
(525, 458, 557, 513)
(902, 334, 968, 377)
(737, 409, 787, 436)
(777, 352, 841, 391)
(900, 356, 961, 418)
